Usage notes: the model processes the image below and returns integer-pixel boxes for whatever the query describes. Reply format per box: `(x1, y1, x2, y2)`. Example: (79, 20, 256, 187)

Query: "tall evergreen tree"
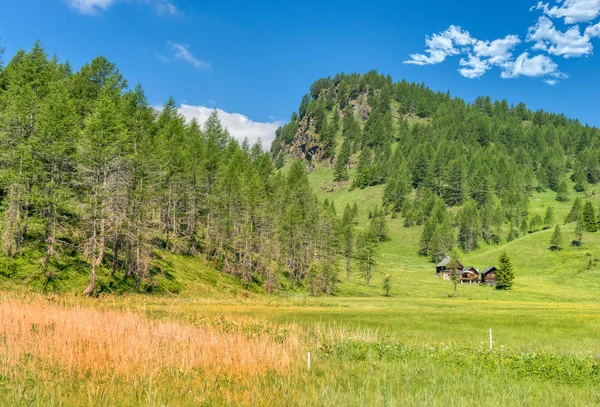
(333, 137, 351, 182)
(383, 163, 412, 213)
(583, 201, 598, 232)
(555, 180, 569, 202)
(564, 197, 582, 224)
(496, 251, 514, 290)
(549, 224, 563, 251)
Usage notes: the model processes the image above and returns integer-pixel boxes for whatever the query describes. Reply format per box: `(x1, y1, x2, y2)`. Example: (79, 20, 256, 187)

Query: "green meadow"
(3, 162, 600, 406)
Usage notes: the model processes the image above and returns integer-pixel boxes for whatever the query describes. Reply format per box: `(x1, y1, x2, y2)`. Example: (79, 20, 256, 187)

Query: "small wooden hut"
(481, 266, 497, 285)
(436, 256, 464, 280)
(460, 266, 479, 284)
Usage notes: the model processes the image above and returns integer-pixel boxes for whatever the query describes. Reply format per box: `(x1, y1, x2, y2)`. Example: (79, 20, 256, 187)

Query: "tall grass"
(1, 296, 600, 406)
(0, 297, 300, 380)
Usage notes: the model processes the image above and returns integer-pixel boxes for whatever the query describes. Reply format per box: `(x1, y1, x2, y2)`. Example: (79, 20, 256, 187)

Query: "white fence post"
(489, 328, 493, 351)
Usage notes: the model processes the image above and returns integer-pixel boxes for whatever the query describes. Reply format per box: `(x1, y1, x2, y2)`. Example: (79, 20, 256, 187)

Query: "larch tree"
(356, 228, 377, 286)
(30, 78, 79, 276)
(79, 90, 125, 295)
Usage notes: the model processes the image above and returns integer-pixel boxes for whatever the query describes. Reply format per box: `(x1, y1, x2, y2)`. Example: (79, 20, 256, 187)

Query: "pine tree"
(529, 215, 543, 233)
(564, 197, 582, 224)
(457, 200, 480, 252)
(583, 201, 598, 232)
(572, 161, 587, 192)
(519, 217, 529, 237)
(370, 207, 389, 242)
(419, 217, 437, 256)
(544, 206, 555, 230)
(429, 217, 455, 262)
(555, 180, 569, 202)
(333, 137, 351, 182)
(353, 149, 374, 189)
(496, 251, 514, 290)
(320, 119, 336, 159)
(383, 163, 412, 213)
(574, 213, 584, 246)
(549, 224, 563, 251)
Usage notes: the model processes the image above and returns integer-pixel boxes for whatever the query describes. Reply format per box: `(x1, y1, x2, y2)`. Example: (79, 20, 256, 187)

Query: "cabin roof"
(437, 256, 463, 268)
(482, 266, 497, 275)
(436, 256, 452, 267)
(461, 267, 479, 275)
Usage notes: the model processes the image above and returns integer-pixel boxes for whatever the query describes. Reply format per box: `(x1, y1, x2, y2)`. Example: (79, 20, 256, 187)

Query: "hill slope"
(273, 71, 600, 300)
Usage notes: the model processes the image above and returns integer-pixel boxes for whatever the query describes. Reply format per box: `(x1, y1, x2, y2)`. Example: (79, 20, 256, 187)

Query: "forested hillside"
(3, 42, 600, 298)
(0, 42, 346, 295)
(271, 71, 600, 261)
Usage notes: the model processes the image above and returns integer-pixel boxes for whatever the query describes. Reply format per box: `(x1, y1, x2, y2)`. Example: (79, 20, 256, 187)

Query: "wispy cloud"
(406, 0, 600, 84)
(533, 0, 600, 24)
(66, 0, 178, 15)
(66, 0, 114, 14)
(166, 41, 211, 70)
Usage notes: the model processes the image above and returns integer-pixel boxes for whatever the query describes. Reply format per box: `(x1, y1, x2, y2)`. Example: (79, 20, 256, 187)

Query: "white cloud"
(407, 0, 600, 84)
(473, 35, 522, 64)
(167, 42, 210, 70)
(534, 0, 600, 24)
(528, 16, 595, 57)
(404, 25, 473, 65)
(66, 0, 177, 15)
(405, 27, 522, 79)
(459, 55, 491, 78)
(501, 52, 564, 79)
(178, 105, 284, 148)
(586, 21, 600, 36)
(156, 0, 177, 15)
(67, 0, 114, 14)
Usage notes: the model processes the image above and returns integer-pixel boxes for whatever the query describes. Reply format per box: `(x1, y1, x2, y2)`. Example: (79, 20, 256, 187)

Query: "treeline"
(272, 71, 600, 261)
(0, 42, 363, 295)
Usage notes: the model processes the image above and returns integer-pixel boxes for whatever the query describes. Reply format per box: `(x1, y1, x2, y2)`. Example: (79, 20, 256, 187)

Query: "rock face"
(289, 115, 325, 162)
(280, 89, 372, 163)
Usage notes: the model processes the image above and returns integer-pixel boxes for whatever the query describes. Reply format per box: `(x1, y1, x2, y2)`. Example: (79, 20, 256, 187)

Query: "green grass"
(3, 165, 600, 405)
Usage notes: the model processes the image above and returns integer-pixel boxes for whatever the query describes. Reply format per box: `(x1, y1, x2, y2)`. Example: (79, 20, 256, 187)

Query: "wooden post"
(307, 351, 311, 372)
(489, 328, 493, 351)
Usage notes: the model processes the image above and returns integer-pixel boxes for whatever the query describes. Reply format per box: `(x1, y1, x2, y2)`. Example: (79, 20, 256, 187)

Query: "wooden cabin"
(436, 256, 464, 281)
(481, 266, 497, 285)
(460, 266, 479, 284)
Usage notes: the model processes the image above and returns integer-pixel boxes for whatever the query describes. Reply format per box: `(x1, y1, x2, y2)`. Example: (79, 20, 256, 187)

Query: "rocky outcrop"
(282, 89, 372, 163)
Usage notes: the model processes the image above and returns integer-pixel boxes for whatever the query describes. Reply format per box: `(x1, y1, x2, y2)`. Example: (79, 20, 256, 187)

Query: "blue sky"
(1, 0, 600, 144)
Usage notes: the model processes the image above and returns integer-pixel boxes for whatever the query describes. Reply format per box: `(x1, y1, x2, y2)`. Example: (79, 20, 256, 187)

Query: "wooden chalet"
(460, 266, 479, 284)
(481, 266, 497, 285)
(436, 256, 464, 281)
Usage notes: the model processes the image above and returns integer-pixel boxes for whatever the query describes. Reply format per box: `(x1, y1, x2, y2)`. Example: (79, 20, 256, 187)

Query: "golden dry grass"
(0, 297, 302, 382)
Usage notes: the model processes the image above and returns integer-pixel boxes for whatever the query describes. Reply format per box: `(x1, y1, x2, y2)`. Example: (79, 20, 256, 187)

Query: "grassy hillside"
(306, 164, 600, 303)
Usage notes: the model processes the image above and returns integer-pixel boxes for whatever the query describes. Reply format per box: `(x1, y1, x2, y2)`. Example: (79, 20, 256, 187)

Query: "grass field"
(2, 167, 600, 405)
